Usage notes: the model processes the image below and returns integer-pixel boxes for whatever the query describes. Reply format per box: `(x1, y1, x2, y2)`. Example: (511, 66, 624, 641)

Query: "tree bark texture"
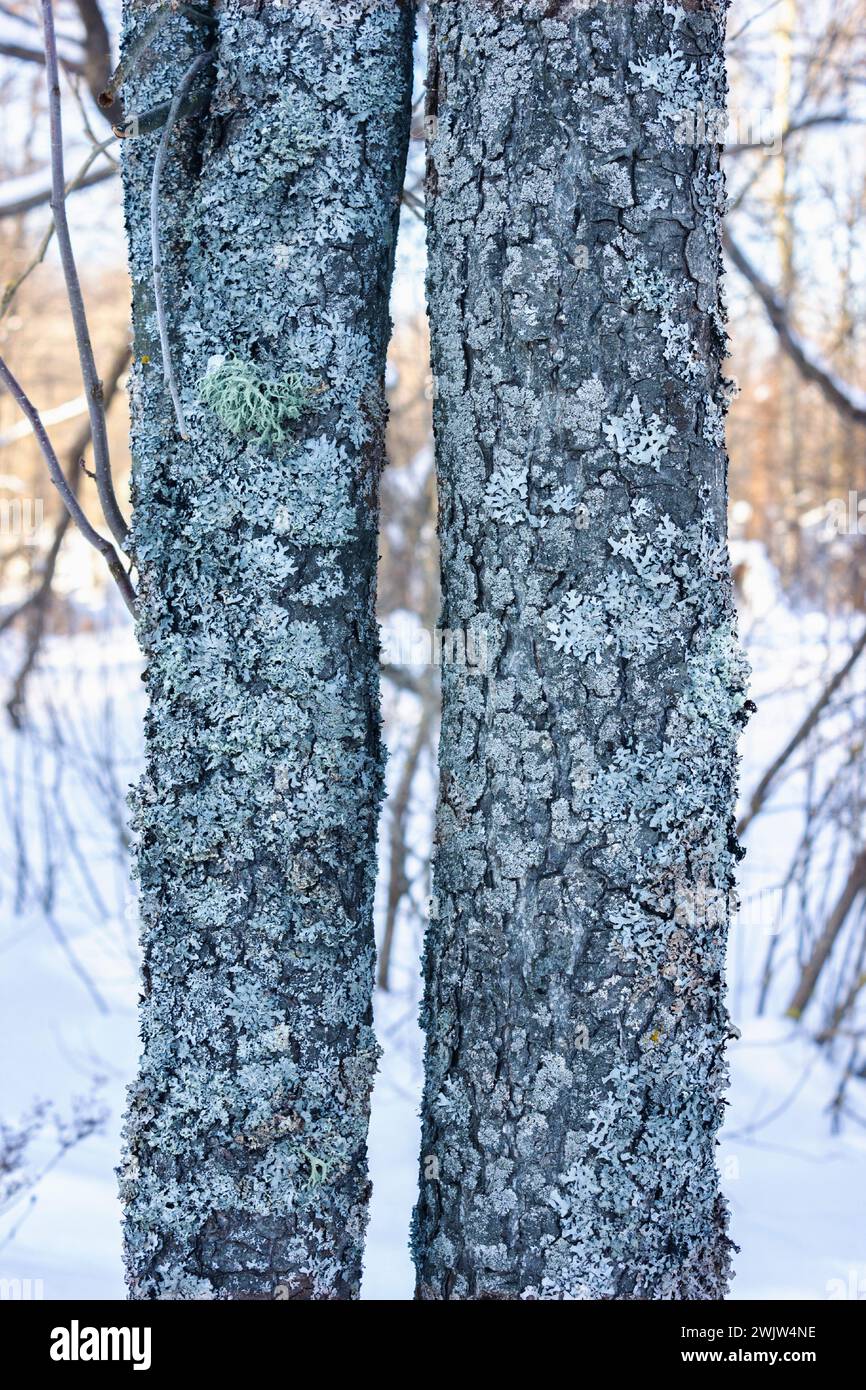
(414, 0, 748, 1301)
(118, 0, 414, 1300)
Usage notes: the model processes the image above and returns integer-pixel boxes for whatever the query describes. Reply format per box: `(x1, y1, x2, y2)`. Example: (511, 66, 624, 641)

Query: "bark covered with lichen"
(414, 0, 749, 1300)
(117, 0, 413, 1299)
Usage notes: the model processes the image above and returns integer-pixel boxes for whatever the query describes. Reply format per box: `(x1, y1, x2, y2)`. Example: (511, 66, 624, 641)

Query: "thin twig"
(725, 230, 866, 427)
(787, 845, 866, 1020)
(0, 356, 136, 616)
(2, 344, 131, 723)
(71, 0, 122, 127)
(726, 110, 859, 154)
(0, 134, 117, 322)
(149, 50, 213, 440)
(738, 626, 866, 836)
(0, 1, 80, 43)
(41, 0, 129, 548)
(0, 38, 84, 69)
(0, 163, 114, 220)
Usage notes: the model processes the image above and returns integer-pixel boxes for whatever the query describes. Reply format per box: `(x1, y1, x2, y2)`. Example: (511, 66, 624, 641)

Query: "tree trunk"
(118, 0, 413, 1300)
(414, 0, 748, 1300)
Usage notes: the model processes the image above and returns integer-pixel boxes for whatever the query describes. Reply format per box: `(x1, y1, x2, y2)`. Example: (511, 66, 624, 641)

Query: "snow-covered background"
(1, 0, 865, 1302)
(1, 572, 865, 1300)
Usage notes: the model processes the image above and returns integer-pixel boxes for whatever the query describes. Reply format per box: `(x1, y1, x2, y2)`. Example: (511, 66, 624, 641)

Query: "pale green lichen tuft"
(199, 353, 319, 447)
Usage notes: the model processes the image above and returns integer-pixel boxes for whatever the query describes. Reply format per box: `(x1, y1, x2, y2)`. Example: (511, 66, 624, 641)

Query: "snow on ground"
(724, 1020, 866, 1300)
(1, 574, 864, 1300)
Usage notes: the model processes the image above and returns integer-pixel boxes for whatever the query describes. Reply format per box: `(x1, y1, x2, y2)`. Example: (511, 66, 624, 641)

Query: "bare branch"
(738, 626, 866, 837)
(0, 0, 116, 122)
(816, 968, 866, 1046)
(1, 344, 131, 724)
(0, 38, 84, 70)
(726, 110, 858, 154)
(41, 0, 129, 548)
(0, 1, 79, 42)
(724, 230, 866, 427)
(787, 847, 866, 1020)
(150, 50, 214, 440)
(0, 355, 136, 617)
(0, 162, 114, 220)
(0, 134, 117, 320)
(71, 0, 120, 125)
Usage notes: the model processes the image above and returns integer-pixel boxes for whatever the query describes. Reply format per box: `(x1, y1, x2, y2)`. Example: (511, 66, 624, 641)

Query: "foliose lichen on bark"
(415, 0, 748, 1301)
(118, 0, 413, 1300)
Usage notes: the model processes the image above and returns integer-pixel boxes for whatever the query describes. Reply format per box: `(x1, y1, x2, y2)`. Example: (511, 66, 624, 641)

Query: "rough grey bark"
(117, 0, 413, 1299)
(414, 0, 749, 1300)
